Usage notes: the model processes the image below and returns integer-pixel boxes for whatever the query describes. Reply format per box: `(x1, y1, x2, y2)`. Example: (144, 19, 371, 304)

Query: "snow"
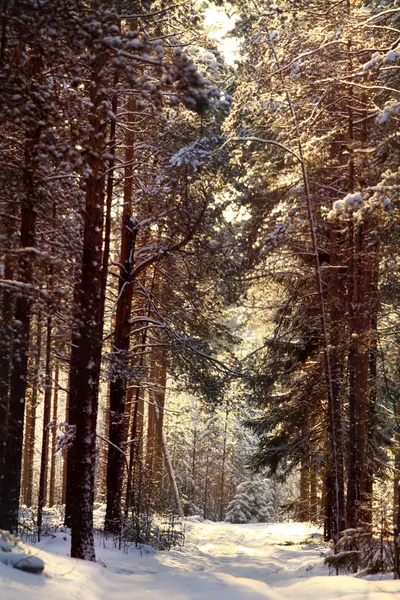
(1, 521, 400, 599)
(327, 192, 364, 220)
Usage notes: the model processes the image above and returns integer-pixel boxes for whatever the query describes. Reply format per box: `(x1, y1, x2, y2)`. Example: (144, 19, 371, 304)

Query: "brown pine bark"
(364, 263, 378, 529)
(21, 315, 42, 507)
(299, 456, 310, 522)
(104, 212, 138, 533)
(153, 357, 167, 491)
(37, 316, 52, 539)
(146, 368, 156, 481)
(203, 454, 210, 520)
(125, 292, 153, 517)
(125, 383, 145, 517)
(0, 134, 37, 532)
(0, 255, 13, 502)
(394, 395, 400, 527)
(219, 406, 229, 521)
(161, 428, 183, 517)
(327, 225, 346, 536)
(104, 92, 137, 533)
(346, 225, 373, 529)
(64, 278, 80, 527)
(49, 364, 59, 507)
(68, 54, 107, 561)
(324, 469, 335, 541)
(309, 461, 318, 523)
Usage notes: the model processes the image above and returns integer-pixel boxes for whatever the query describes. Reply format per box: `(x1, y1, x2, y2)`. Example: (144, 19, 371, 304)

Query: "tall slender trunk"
(309, 461, 318, 522)
(394, 393, 400, 527)
(21, 314, 41, 507)
(299, 455, 310, 522)
(146, 366, 156, 481)
(346, 225, 372, 528)
(191, 429, 197, 505)
(0, 135, 37, 532)
(104, 212, 137, 533)
(64, 276, 81, 527)
(68, 54, 107, 561)
(364, 262, 378, 529)
(104, 92, 135, 534)
(125, 295, 152, 517)
(153, 356, 167, 492)
(64, 84, 115, 527)
(62, 371, 71, 508)
(324, 469, 334, 541)
(344, 0, 372, 530)
(161, 429, 183, 517)
(125, 384, 145, 516)
(49, 364, 59, 507)
(327, 226, 346, 535)
(0, 255, 13, 502)
(37, 316, 52, 539)
(203, 455, 210, 520)
(219, 406, 229, 521)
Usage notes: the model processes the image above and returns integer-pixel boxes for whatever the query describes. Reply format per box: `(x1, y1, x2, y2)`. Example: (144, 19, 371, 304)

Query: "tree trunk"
(104, 89, 135, 534)
(37, 316, 52, 539)
(0, 136, 37, 532)
(153, 356, 167, 492)
(327, 226, 346, 536)
(49, 363, 59, 507)
(299, 456, 310, 522)
(0, 255, 13, 503)
(161, 429, 183, 517)
(68, 55, 107, 561)
(64, 276, 81, 527)
(21, 314, 41, 507)
(203, 455, 210, 520)
(104, 213, 137, 533)
(324, 469, 334, 542)
(219, 406, 229, 521)
(346, 225, 372, 529)
(364, 265, 378, 529)
(309, 461, 318, 523)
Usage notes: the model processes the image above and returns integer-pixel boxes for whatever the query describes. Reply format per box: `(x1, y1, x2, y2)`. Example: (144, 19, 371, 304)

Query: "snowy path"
(1, 520, 400, 599)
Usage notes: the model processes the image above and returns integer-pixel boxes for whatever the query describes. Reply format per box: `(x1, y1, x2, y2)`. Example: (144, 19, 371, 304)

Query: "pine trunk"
(48, 364, 59, 507)
(0, 255, 13, 503)
(37, 317, 52, 539)
(104, 213, 137, 533)
(161, 429, 183, 517)
(104, 92, 135, 533)
(346, 225, 372, 529)
(327, 226, 346, 537)
(299, 456, 310, 522)
(0, 136, 37, 532)
(68, 55, 107, 561)
(153, 356, 167, 492)
(21, 314, 41, 507)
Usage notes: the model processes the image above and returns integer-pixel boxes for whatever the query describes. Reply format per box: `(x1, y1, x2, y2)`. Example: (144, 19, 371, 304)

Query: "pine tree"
(225, 478, 275, 524)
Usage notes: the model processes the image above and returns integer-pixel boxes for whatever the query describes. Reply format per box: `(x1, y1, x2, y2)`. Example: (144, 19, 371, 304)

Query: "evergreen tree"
(225, 478, 275, 524)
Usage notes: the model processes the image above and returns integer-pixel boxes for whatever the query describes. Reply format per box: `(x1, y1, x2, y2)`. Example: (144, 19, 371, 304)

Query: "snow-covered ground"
(1, 519, 400, 599)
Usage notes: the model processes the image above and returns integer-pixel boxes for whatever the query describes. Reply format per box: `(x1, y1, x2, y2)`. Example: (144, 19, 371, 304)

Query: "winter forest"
(0, 0, 400, 594)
